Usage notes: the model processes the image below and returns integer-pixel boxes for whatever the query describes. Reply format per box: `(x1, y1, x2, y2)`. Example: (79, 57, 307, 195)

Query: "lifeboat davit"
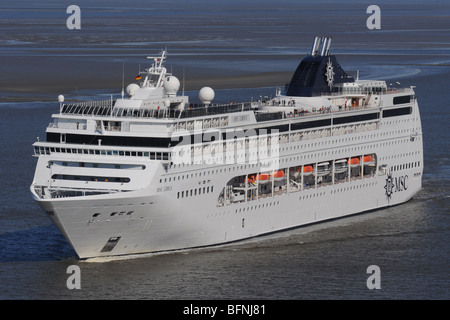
(334, 159, 348, 173)
(292, 168, 301, 179)
(316, 162, 331, 176)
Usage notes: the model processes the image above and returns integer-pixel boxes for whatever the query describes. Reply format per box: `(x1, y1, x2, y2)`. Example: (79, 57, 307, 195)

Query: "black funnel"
(285, 37, 354, 97)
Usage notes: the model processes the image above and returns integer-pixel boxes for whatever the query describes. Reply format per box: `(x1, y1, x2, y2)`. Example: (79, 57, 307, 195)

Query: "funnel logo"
(325, 58, 334, 89)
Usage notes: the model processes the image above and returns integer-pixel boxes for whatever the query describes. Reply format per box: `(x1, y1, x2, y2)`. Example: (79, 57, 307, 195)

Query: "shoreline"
(1, 64, 449, 103)
(0, 71, 293, 102)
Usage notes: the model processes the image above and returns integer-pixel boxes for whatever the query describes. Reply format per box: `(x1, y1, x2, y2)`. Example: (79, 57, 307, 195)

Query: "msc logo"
(384, 173, 408, 202)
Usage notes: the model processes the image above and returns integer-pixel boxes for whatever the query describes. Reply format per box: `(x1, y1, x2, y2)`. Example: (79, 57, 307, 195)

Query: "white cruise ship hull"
(32, 106, 423, 259)
(36, 178, 421, 260)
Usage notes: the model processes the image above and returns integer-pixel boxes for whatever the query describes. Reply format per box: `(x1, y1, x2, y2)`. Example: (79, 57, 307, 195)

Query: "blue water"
(0, 0, 449, 301)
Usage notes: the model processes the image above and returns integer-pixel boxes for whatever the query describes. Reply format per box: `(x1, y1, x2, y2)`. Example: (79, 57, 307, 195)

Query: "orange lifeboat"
(348, 157, 360, 166)
(302, 165, 313, 176)
(273, 170, 285, 181)
(258, 173, 271, 183)
(363, 155, 375, 166)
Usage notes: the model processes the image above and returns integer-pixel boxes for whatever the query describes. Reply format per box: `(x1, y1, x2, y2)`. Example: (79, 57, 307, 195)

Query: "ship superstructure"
(31, 37, 423, 259)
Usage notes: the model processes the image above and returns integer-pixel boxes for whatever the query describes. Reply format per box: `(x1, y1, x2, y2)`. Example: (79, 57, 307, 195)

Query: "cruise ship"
(30, 37, 423, 259)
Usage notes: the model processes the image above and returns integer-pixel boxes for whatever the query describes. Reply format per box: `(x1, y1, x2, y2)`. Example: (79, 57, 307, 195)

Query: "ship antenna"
(121, 60, 125, 99)
(182, 64, 185, 96)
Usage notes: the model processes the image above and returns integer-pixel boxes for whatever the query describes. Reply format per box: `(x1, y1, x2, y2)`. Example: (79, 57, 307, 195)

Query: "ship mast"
(141, 49, 168, 88)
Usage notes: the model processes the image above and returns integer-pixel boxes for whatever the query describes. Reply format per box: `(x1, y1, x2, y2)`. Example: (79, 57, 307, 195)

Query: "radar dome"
(163, 76, 180, 96)
(199, 87, 214, 105)
(126, 83, 140, 97)
(58, 95, 64, 103)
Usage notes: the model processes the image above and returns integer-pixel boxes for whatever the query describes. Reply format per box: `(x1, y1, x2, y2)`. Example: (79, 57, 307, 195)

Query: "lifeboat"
(273, 170, 285, 181)
(257, 173, 271, 184)
(348, 157, 360, 167)
(363, 155, 375, 166)
(302, 165, 314, 176)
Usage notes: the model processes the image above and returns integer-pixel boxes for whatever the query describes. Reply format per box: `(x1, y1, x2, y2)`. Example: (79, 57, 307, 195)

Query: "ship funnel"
(324, 37, 332, 55)
(311, 37, 320, 56)
(311, 36, 332, 57)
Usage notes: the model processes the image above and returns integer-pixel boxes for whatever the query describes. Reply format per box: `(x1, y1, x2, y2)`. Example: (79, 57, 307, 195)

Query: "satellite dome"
(163, 76, 180, 96)
(58, 95, 64, 103)
(199, 87, 215, 105)
(126, 83, 140, 97)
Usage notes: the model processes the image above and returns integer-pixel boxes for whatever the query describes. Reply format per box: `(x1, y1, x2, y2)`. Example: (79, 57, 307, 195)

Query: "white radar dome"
(199, 87, 215, 105)
(58, 95, 64, 103)
(126, 83, 140, 97)
(163, 76, 180, 96)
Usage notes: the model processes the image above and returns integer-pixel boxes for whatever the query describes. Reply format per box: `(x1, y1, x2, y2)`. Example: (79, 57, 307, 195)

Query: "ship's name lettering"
(232, 114, 249, 122)
(394, 175, 408, 192)
(157, 186, 172, 192)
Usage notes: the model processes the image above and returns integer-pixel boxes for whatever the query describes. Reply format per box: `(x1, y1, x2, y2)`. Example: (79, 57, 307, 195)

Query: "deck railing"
(60, 100, 256, 120)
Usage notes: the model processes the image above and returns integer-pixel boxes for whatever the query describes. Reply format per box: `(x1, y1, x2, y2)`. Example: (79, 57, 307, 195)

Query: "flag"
(135, 75, 142, 80)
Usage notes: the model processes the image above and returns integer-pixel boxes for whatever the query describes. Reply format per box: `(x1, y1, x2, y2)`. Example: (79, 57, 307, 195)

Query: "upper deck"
(44, 37, 417, 145)
(55, 86, 414, 123)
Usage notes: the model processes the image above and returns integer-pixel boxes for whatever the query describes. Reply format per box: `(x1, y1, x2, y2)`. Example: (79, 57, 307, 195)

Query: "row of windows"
(380, 150, 421, 162)
(49, 161, 145, 170)
(177, 185, 214, 199)
(51, 174, 130, 183)
(234, 200, 280, 214)
(391, 161, 421, 172)
(34, 146, 169, 160)
(329, 182, 377, 194)
(92, 211, 134, 218)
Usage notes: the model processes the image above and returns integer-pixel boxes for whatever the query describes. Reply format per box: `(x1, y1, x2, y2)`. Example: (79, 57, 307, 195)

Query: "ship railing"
(180, 102, 254, 118)
(112, 102, 255, 120)
(60, 100, 114, 116)
(45, 186, 125, 198)
(255, 103, 375, 122)
(61, 100, 256, 119)
(321, 87, 413, 97)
